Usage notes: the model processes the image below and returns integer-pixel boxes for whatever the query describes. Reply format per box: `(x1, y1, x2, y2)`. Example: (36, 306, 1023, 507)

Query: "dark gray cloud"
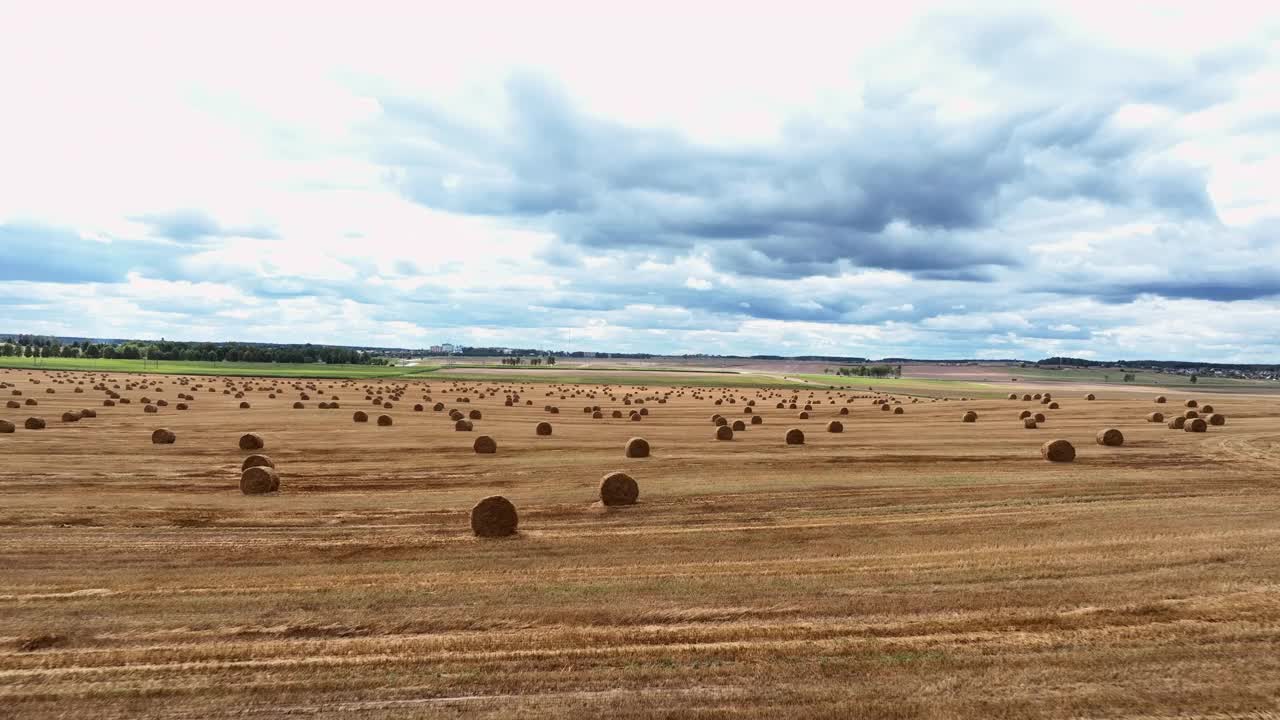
(367, 69, 1220, 281)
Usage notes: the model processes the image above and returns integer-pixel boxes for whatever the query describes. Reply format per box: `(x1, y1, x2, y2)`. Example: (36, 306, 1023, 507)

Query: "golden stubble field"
(2, 368, 1279, 719)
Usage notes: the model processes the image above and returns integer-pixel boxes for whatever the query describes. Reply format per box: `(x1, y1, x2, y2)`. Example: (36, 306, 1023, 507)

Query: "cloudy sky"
(2, 2, 1279, 360)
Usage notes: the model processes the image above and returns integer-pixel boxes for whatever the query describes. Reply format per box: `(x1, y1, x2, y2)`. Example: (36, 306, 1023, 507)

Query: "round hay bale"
(797, 411, 809, 419)
(732, 419, 746, 431)
(624, 437, 650, 458)
(151, 428, 176, 444)
(292, 401, 305, 409)
(433, 402, 445, 411)
(785, 428, 805, 445)
(1184, 410, 1199, 419)
(6, 400, 19, 408)
(1022, 394, 1032, 401)
(1034, 413, 1046, 423)
(826, 420, 843, 433)
(751, 415, 763, 425)
(839, 407, 849, 415)
(377, 414, 393, 426)
(1018, 410, 1032, 420)
(715, 425, 734, 441)
(1208, 413, 1226, 426)
(0, 420, 15, 433)
(1095, 428, 1124, 446)
(1200, 404, 1214, 414)
(880, 403, 891, 412)
(469, 410, 482, 420)
(239, 401, 251, 409)
(61, 411, 81, 422)
(1155, 396, 1167, 404)
(1085, 393, 1096, 400)
(353, 411, 369, 423)
(449, 410, 465, 421)
(176, 403, 189, 410)
(241, 454, 275, 471)
(238, 433, 265, 450)
(1023, 418, 1037, 429)
(535, 421, 553, 436)
(962, 411, 978, 423)
(1185, 418, 1208, 433)
(24, 417, 46, 430)
(455, 419, 474, 431)
(592, 411, 603, 419)
(893, 406, 904, 414)
(1008, 393, 1018, 400)
(414, 404, 424, 412)
(240, 466, 278, 495)
(80, 408, 96, 418)
(1185, 399, 1198, 408)
(1048, 402, 1060, 409)
(611, 410, 623, 419)
(1040, 439, 1075, 462)
(712, 415, 727, 426)
(1146, 412, 1164, 423)
(599, 472, 639, 506)
(1168, 416, 1186, 430)
(24, 398, 36, 406)
(470, 496, 517, 537)
(473, 435, 497, 454)
(143, 404, 158, 414)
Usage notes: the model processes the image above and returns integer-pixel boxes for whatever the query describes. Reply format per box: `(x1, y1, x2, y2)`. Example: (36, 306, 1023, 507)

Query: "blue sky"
(2, 2, 1279, 360)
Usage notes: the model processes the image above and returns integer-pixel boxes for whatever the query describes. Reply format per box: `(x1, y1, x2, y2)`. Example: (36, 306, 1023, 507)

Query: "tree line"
(0, 335, 387, 365)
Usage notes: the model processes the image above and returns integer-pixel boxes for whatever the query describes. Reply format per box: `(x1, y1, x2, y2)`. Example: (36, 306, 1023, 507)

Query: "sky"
(1, 1, 1279, 361)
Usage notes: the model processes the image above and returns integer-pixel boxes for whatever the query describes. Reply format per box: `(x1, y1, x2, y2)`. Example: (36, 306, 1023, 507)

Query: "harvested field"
(2, 368, 1280, 718)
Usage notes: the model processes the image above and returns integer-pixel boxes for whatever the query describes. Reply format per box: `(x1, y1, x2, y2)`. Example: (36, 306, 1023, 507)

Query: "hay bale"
(962, 411, 978, 422)
(839, 407, 849, 415)
(1022, 394, 1032, 401)
(1095, 428, 1124, 446)
(1146, 412, 1164, 423)
(715, 425, 734, 441)
(785, 428, 805, 445)
(1184, 410, 1199, 419)
(1085, 393, 1096, 400)
(600, 472, 639, 506)
(625, 437, 650, 458)
(0, 420, 14, 433)
(241, 454, 275, 471)
(1168, 416, 1186, 430)
(433, 402, 445, 411)
(377, 414, 393, 426)
(6, 400, 19, 408)
(470, 496, 517, 537)
(1008, 393, 1018, 400)
(1185, 418, 1208, 433)
(1048, 402, 1059, 409)
(1018, 410, 1032, 420)
(826, 420, 843, 433)
(292, 401, 305, 409)
(80, 409, 96, 418)
(151, 428, 176, 444)
(1034, 413, 1046, 423)
(239, 401, 251, 409)
(797, 411, 809, 419)
(23, 417, 45, 430)
(893, 406, 904, 414)
(592, 411, 603, 419)
(1155, 396, 1167, 404)
(1185, 399, 1198, 408)
(469, 409, 482, 420)
(1040, 439, 1075, 462)
(176, 403, 189, 410)
(240, 466, 278, 495)
(751, 415, 763, 425)
(353, 411, 369, 423)
(61, 411, 81, 423)
(238, 433, 265, 450)
(1208, 413, 1226, 426)
(712, 415, 727, 426)
(730, 419, 745, 431)
(1200, 404, 1214, 414)
(1023, 418, 1037, 429)
(473, 435, 497, 454)
(535, 421, 553, 436)
(455, 419, 473, 431)
(449, 409, 465, 421)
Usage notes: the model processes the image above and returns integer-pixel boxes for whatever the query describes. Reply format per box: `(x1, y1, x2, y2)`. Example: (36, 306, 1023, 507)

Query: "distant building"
(440, 343, 455, 354)
(429, 345, 443, 354)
